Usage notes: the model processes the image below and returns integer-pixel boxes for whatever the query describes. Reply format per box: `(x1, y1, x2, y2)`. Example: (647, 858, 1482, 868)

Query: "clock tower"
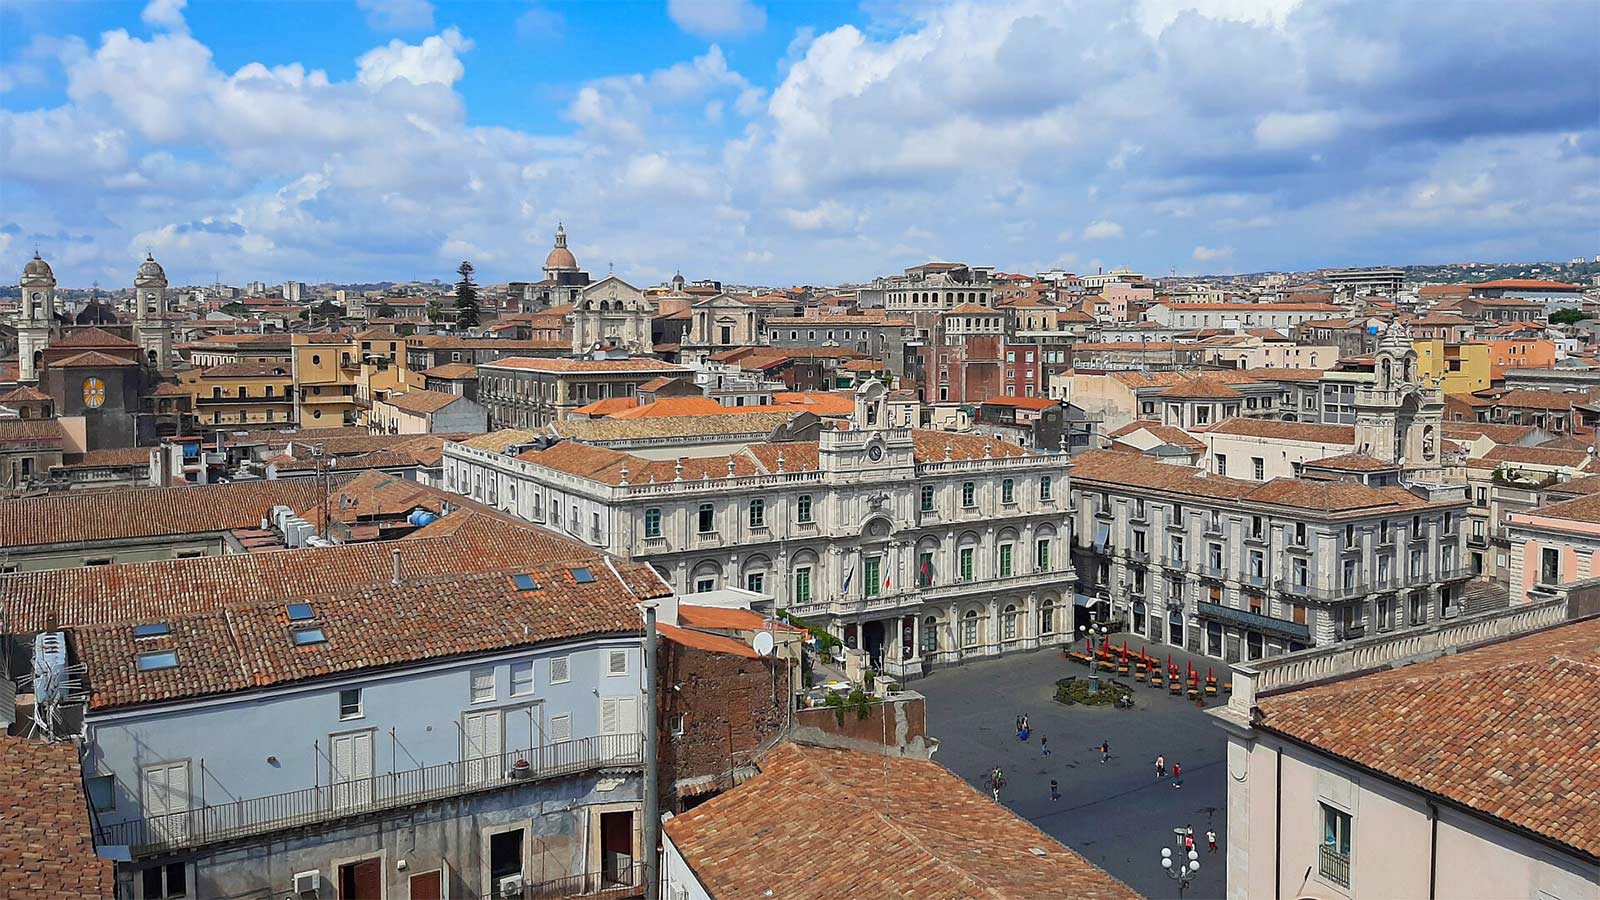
(17, 251, 56, 382)
(819, 380, 915, 482)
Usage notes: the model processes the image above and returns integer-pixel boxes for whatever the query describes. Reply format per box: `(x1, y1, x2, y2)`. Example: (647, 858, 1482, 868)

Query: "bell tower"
(134, 252, 173, 371)
(1354, 321, 1442, 469)
(17, 251, 56, 382)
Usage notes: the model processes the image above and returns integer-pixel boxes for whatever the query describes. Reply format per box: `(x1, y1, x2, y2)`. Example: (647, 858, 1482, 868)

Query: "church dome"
(543, 223, 578, 272)
(136, 253, 167, 283)
(21, 252, 54, 284)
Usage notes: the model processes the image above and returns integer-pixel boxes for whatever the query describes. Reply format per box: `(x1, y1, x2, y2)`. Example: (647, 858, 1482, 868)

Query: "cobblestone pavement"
(918, 638, 1230, 900)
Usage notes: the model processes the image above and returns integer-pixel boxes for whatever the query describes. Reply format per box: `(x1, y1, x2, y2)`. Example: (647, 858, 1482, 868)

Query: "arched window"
(1002, 604, 1018, 640)
(962, 609, 979, 647)
(923, 615, 939, 653)
(1040, 599, 1055, 635)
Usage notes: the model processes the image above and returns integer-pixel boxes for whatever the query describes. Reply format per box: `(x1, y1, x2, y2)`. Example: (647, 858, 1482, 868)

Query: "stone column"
(1024, 592, 1039, 650)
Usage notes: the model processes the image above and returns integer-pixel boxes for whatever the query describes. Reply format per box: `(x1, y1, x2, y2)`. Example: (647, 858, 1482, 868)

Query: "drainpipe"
(641, 602, 660, 898)
(1274, 744, 1283, 900)
(1427, 800, 1439, 899)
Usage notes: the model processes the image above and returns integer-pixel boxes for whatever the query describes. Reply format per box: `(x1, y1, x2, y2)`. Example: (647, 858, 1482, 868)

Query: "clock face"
(82, 377, 107, 409)
(868, 444, 885, 462)
(31, 292, 42, 302)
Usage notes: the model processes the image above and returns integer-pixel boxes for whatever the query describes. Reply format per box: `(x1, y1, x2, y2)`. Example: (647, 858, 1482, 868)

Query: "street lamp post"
(1160, 846, 1201, 897)
(1077, 622, 1110, 692)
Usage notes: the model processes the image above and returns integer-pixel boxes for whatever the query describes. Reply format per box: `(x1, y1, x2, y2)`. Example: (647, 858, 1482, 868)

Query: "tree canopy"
(454, 260, 479, 329)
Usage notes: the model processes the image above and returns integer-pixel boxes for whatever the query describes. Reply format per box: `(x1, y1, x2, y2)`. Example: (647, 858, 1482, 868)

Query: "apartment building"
(1070, 450, 1472, 662)
(180, 362, 295, 427)
(368, 388, 488, 435)
(1146, 302, 1344, 331)
(476, 357, 689, 428)
(185, 333, 293, 367)
(1, 506, 668, 900)
(443, 382, 1076, 680)
(1214, 617, 1599, 900)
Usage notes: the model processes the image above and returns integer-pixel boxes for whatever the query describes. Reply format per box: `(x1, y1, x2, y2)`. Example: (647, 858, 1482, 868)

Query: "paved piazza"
(919, 638, 1230, 900)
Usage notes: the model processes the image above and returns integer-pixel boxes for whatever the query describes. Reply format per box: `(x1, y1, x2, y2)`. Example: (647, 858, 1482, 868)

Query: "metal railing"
(97, 733, 643, 856)
(1318, 845, 1351, 888)
(521, 862, 645, 898)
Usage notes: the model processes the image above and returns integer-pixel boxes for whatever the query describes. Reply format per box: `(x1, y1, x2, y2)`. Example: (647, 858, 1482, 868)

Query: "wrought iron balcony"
(95, 733, 643, 857)
(1318, 845, 1351, 888)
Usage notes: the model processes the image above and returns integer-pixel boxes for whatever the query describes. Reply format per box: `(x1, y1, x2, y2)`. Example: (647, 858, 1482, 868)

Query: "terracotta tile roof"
(75, 558, 667, 710)
(1302, 453, 1398, 472)
(1105, 370, 1256, 389)
(1479, 444, 1593, 469)
(1242, 478, 1425, 513)
(1495, 389, 1580, 411)
(0, 384, 51, 402)
(1159, 376, 1243, 399)
(194, 362, 293, 379)
(2, 512, 609, 635)
(1107, 422, 1206, 453)
(1470, 278, 1579, 291)
(0, 479, 328, 549)
(481, 357, 688, 374)
(150, 381, 191, 396)
(638, 376, 681, 391)
(1256, 616, 1600, 859)
(1238, 367, 1327, 383)
(658, 622, 762, 659)
(1154, 302, 1342, 312)
(381, 389, 462, 415)
(420, 362, 479, 379)
(0, 419, 65, 447)
(1204, 417, 1355, 444)
(52, 350, 138, 368)
(0, 736, 115, 899)
(1419, 284, 1472, 297)
(572, 397, 640, 416)
(910, 430, 1031, 461)
(548, 413, 800, 443)
(1073, 451, 1432, 514)
(57, 447, 153, 469)
(664, 742, 1142, 900)
(609, 397, 727, 419)
(52, 326, 136, 348)
(945, 302, 1000, 315)
(841, 359, 886, 372)
(455, 429, 541, 452)
(772, 392, 856, 415)
(1443, 422, 1536, 444)
(677, 605, 804, 633)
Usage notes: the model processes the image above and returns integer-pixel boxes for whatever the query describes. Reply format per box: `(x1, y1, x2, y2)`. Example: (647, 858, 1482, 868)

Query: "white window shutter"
(600, 699, 618, 735)
(551, 714, 572, 743)
(550, 656, 570, 683)
(608, 649, 627, 676)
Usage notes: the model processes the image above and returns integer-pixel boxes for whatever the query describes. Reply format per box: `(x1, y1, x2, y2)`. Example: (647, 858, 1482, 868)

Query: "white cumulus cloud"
(357, 0, 436, 32)
(141, 0, 188, 33)
(668, 0, 767, 37)
(356, 28, 471, 88)
(1192, 245, 1233, 261)
(1083, 221, 1124, 239)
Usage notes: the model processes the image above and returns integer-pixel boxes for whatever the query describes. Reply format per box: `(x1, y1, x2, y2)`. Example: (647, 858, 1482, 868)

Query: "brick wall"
(791, 694, 932, 757)
(657, 641, 791, 811)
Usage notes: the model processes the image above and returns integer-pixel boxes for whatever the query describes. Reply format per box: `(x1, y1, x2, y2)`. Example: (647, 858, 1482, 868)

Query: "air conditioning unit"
(497, 874, 524, 899)
(293, 869, 321, 895)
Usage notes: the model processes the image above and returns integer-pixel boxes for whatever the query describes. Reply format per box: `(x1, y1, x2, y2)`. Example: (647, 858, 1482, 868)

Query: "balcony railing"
(1318, 845, 1351, 888)
(524, 862, 645, 899)
(96, 733, 643, 857)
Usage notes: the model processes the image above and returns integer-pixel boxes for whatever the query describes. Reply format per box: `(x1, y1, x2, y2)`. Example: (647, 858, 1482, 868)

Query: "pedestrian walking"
(1155, 754, 1165, 779)
(1207, 829, 1218, 853)
(1100, 740, 1110, 763)
(1050, 779, 1060, 802)
(1184, 826, 1195, 855)
(1172, 761, 1182, 788)
(1041, 736, 1050, 756)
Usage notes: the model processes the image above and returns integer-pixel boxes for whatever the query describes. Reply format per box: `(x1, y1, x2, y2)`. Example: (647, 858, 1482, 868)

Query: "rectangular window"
(864, 556, 881, 597)
(920, 484, 935, 512)
(643, 508, 661, 539)
(1170, 535, 1184, 564)
(797, 494, 813, 524)
(549, 656, 571, 684)
(86, 774, 115, 812)
(959, 548, 975, 582)
(961, 482, 976, 507)
(141, 862, 188, 900)
(607, 648, 629, 676)
(510, 660, 534, 696)
(1319, 803, 1353, 887)
(746, 571, 764, 594)
(1216, 455, 1227, 476)
(1036, 539, 1050, 571)
(338, 688, 362, 720)
(794, 567, 812, 603)
(470, 668, 495, 703)
(1541, 547, 1560, 584)
(697, 503, 714, 533)
(1344, 524, 1356, 549)
(1294, 522, 1307, 545)
(918, 550, 935, 587)
(550, 713, 572, 743)
(1040, 475, 1052, 501)
(1293, 557, 1307, 587)
(1001, 479, 1015, 504)
(1252, 457, 1264, 480)
(749, 498, 766, 528)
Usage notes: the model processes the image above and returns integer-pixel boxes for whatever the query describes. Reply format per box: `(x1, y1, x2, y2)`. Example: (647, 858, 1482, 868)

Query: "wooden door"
(409, 870, 442, 900)
(340, 858, 383, 900)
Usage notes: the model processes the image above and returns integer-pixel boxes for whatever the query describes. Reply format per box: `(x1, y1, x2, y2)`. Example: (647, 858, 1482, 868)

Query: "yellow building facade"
(1413, 339, 1491, 394)
(181, 363, 295, 427)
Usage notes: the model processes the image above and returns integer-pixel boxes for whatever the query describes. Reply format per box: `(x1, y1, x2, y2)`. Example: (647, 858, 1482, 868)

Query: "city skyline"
(3, 0, 1597, 287)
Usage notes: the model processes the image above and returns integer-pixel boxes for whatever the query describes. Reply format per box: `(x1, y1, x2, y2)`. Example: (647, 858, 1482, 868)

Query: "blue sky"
(2, 0, 1597, 289)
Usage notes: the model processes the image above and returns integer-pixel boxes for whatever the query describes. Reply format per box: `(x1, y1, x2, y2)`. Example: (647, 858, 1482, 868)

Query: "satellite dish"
(751, 632, 775, 657)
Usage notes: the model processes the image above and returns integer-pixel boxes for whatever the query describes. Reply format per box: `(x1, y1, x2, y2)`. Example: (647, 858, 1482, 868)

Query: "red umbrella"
(1141, 645, 1148, 665)
(1188, 661, 1195, 679)
(1207, 666, 1214, 680)
(1121, 643, 1129, 663)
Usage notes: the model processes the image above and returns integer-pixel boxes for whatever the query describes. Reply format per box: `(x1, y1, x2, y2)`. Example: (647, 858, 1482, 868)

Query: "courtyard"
(918, 638, 1230, 900)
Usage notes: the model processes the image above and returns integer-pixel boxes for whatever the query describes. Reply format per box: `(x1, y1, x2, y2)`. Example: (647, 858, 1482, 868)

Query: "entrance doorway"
(339, 858, 382, 900)
(409, 870, 441, 900)
(600, 810, 634, 885)
(861, 621, 886, 668)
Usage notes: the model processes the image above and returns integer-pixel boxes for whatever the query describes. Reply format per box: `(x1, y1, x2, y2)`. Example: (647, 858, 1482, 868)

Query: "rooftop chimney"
(391, 547, 402, 587)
